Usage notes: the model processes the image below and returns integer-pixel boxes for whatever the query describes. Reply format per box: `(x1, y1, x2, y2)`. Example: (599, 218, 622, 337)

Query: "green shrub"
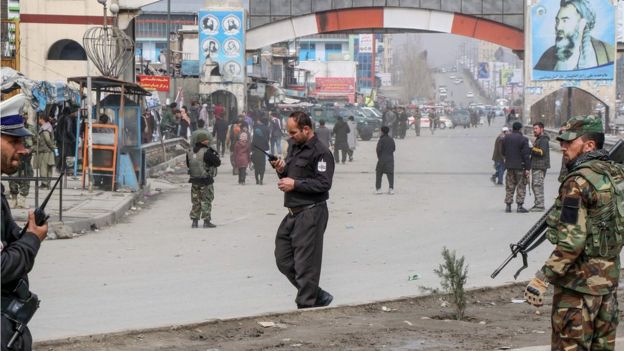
(433, 247, 469, 320)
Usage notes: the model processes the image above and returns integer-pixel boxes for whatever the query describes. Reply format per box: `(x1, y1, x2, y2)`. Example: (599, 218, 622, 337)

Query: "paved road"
(30, 117, 562, 341)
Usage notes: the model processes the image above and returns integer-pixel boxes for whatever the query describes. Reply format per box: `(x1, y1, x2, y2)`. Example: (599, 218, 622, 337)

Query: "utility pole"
(166, 0, 172, 100)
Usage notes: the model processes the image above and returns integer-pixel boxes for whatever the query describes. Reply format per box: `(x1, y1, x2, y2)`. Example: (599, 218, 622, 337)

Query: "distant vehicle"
(453, 78, 463, 84)
(466, 91, 475, 98)
(449, 75, 456, 79)
(362, 106, 382, 119)
(438, 115, 453, 129)
(450, 109, 471, 128)
(441, 68, 447, 73)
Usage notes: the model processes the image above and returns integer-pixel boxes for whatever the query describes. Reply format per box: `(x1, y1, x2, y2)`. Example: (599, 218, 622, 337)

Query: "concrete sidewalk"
(2, 176, 141, 239)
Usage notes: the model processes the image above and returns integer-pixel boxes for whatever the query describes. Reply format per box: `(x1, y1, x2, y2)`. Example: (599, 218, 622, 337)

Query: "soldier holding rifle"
(524, 115, 624, 350)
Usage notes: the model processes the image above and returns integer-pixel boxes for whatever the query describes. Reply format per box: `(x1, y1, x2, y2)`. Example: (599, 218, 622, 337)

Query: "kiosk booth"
(68, 76, 150, 191)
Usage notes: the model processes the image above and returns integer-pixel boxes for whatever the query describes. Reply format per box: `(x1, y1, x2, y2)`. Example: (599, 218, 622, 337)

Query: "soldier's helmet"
(557, 115, 603, 142)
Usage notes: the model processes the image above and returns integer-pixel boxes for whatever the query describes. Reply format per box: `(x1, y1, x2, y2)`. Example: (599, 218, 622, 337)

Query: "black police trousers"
(1, 314, 32, 351)
(274, 203, 328, 307)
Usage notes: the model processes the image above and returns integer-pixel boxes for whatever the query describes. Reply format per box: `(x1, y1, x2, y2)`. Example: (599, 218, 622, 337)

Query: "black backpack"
(205, 147, 221, 167)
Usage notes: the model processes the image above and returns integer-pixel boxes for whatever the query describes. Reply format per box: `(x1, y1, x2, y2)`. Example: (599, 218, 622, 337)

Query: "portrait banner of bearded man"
(531, 0, 615, 79)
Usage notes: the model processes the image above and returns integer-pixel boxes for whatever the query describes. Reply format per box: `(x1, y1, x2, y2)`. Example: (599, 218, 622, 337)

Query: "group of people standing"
(382, 107, 410, 139)
(491, 121, 550, 213)
(315, 116, 358, 164)
(6, 101, 78, 209)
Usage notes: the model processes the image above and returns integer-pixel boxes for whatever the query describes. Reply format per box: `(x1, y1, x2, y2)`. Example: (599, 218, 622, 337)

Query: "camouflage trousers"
(531, 169, 547, 208)
(9, 156, 34, 196)
(190, 184, 214, 221)
(551, 285, 619, 351)
(504, 169, 527, 205)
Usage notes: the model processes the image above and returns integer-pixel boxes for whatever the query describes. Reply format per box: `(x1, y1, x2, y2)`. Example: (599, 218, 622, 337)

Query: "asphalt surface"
(29, 117, 563, 341)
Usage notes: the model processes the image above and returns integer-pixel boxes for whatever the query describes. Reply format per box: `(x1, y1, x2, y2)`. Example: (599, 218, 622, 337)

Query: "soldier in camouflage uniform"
(524, 115, 624, 351)
(8, 118, 36, 208)
(186, 132, 218, 228)
(502, 121, 531, 213)
(529, 122, 550, 212)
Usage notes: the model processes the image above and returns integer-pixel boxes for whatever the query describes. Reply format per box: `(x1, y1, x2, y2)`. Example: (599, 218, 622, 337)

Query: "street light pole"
(166, 0, 172, 99)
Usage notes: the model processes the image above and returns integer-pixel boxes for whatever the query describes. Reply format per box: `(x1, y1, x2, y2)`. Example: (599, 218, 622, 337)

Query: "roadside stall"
(68, 76, 150, 191)
(1, 67, 81, 214)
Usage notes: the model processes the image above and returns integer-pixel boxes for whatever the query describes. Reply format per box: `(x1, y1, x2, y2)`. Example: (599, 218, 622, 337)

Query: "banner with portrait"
(531, 0, 616, 80)
(198, 9, 245, 82)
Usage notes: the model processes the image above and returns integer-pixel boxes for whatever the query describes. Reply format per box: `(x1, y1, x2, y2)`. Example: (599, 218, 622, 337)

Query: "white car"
(466, 91, 474, 98)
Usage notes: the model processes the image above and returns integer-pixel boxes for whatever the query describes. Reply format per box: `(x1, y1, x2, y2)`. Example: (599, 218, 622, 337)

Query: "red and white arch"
(247, 7, 523, 51)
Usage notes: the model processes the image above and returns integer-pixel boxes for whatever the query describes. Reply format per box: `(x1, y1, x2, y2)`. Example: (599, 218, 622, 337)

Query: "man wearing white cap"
(1, 94, 48, 351)
(491, 126, 510, 185)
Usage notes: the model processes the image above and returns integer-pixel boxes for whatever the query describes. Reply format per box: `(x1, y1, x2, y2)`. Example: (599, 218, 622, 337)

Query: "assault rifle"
(491, 139, 624, 280)
(252, 143, 278, 162)
(6, 171, 64, 349)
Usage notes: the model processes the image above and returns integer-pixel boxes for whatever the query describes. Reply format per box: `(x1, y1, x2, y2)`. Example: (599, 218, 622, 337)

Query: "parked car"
(450, 109, 471, 128)
(438, 115, 453, 129)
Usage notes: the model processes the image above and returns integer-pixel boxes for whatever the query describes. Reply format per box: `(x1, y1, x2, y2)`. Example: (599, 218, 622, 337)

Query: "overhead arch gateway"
(247, 8, 524, 51)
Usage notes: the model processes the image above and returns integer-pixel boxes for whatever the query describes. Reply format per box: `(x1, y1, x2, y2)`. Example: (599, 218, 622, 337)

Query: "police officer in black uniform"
(1, 98, 48, 351)
(270, 111, 335, 309)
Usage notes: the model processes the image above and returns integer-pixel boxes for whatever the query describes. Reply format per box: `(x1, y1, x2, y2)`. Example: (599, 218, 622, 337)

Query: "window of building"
(47, 39, 87, 60)
(324, 43, 342, 61)
(299, 42, 315, 61)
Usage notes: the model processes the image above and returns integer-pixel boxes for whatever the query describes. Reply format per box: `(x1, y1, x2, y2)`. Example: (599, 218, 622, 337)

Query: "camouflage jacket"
(542, 153, 622, 295)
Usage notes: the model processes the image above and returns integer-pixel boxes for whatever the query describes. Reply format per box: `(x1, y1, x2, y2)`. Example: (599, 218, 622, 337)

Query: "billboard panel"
(199, 9, 245, 82)
(315, 77, 356, 94)
(531, 0, 615, 80)
(478, 62, 490, 79)
(358, 34, 373, 53)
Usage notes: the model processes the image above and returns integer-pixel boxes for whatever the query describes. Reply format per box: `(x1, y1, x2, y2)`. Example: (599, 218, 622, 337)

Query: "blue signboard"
(198, 9, 245, 82)
(478, 62, 490, 79)
(531, 0, 615, 81)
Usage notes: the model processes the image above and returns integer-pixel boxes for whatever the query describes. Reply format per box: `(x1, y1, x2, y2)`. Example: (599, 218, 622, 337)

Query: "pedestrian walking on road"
(234, 132, 251, 184)
(270, 111, 335, 309)
(34, 114, 56, 188)
(315, 119, 332, 149)
(346, 116, 357, 162)
(186, 132, 219, 228)
(524, 115, 624, 351)
(502, 121, 531, 213)
(252, 118, 270, 185)
(413, 108, 422, 137)
(491, 126, 509, 185)
(332, 116, 350, 164)
(212, 115, 228, 157)
(375, 126, 396, 195)
(529, 122, 550, 212)
(1, 96, 49, 351)
(383, 108, 397, 138)
(270, 113, 283, 156)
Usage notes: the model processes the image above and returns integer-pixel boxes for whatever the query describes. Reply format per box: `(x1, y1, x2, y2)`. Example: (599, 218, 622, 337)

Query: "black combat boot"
(203, 220, 216, 228)
(191, 219, 198, 228)
(505, 203, 512, 213)
(517, 204, 528, 213)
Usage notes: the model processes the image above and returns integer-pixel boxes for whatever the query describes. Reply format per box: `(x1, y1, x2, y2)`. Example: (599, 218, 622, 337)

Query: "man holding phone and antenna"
(268, 111, 336, 309)
(1, 95, 50, 351)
